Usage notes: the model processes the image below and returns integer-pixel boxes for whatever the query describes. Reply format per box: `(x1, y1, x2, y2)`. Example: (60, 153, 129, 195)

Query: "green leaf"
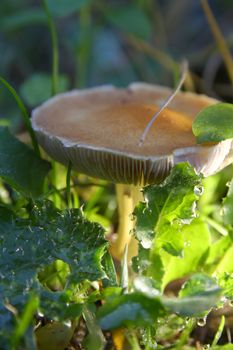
(205, 235, 232, 271)
(192, 103, 233, 143)
(98, 292, 164, 330)
(46, 0, 88, 18)
(83, 306, 106, 350)
(162, 219, 210, 288)
(179, 273, 219, 298)
(163, 292, 221, 317)
(101, 251, 118, 287)
(106, 5, 151, 40)
(1, 9, 46, 31)
(134, 163, 202, 261)
(222, 179, 233, 226)
(20, 73, 69, 107)
(163, 274, 222, 317)
(218, 272, 233, 300)
(0, 127, 50, 197)
(0, 200, 108, 297)
(0, 200, 108, 343)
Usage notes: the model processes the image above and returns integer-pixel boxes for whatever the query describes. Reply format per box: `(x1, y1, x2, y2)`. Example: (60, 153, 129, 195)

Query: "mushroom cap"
(31, 83, 233, 185)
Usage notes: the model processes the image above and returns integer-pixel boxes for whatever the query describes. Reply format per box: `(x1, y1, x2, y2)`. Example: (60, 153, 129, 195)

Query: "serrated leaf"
(134, 163, 202, 260)
(0, 200, 108, 344)
(0, 127, 50, 197)
(192, 103, 233, 143)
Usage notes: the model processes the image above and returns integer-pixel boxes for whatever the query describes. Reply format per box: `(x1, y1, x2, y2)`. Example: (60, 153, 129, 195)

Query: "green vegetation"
(1, 0, 233, 349)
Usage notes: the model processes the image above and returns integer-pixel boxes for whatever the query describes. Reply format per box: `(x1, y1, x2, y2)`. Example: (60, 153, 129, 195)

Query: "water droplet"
(129, 213, 135, 221)
(197, 317, 207, 327)
(172, 218, 182, 226)
(194, 185, 204, 196)
(129, 228, 136, 236)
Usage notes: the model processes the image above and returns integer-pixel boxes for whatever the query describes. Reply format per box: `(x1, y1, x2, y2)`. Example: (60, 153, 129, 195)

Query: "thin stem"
(204, 216, 228, 236)
(76, 3, 92, 88)
(41, 0, 59, 95)
(41, 0, 60, 206)
(0, 76, 40, 156)
(175, 318, 195, 350)
(125, 330, 141, 350)
(139, 60, 188, 147)
(200, 0, 233, 86)
(66, 161, 72, 208)
(211, 315, 225, 347)
(126, 35, 195, 92)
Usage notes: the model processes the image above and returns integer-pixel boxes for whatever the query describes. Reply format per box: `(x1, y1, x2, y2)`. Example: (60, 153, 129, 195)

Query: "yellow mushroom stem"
(110, 183, 143, 261)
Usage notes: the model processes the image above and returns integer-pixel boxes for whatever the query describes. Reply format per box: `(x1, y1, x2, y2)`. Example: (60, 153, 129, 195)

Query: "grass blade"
(0, 76, 40, 156)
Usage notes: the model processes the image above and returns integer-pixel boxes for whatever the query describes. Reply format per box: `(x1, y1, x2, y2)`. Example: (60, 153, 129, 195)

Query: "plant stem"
(41, 0, 59, 95)
(200, 0, 233, 86)
(125, 330, 141, 350)
(0, 76, 40, 156)
(66, 161, 72, 208)
(174, 318, 195, 350)
(41, 0, 60, 206)
(76, 2, 92, 88)
(110, 184, 142, 261)
(211, 315, 225, 347)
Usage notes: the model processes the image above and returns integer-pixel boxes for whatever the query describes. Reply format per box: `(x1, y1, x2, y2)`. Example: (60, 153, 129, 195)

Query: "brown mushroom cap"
(31, 83, 233, 185)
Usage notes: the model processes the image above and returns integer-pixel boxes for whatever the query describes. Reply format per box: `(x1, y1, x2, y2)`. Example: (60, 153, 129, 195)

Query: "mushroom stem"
(110, 183, 143, 261)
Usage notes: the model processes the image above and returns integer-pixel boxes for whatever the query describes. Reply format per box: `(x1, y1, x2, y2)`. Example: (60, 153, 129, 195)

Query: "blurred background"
(0, 0, 232, 132)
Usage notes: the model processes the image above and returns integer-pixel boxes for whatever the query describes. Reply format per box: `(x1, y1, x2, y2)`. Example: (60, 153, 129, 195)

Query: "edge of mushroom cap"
(31, 83, 233, 184)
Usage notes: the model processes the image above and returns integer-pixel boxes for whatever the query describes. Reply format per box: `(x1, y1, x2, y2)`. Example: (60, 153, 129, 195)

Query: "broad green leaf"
(106, 5, 151, 40)
(0, 127, 50, 197)
(179, 274, 218, 298)
(46, 0, 88, 18)
(162, 219, 210, 288)
(164, 274, 221, 317)
(214, 245, 233, 274)
(20, 73, 69, 107)
(205, 235, 232, 271)
(192, 103, 233, 143)
(133, 276, 161, 298)
(163, 292, 221, 317)
(222, 178, 233, 226)
(98, 293, 165, 330)
(134, 163, 202, 259)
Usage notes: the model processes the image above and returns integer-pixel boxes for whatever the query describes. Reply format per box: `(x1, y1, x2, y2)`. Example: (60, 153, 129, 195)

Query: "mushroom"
(31, 83, 233, 260)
